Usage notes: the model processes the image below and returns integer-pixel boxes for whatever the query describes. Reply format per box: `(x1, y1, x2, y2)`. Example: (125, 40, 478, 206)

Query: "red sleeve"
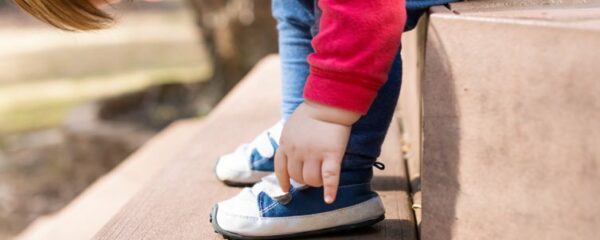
(304, 0, 407, 114)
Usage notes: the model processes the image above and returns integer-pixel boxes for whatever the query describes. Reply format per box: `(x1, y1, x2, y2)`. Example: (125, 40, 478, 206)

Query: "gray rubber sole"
(209, 204, 385, 240)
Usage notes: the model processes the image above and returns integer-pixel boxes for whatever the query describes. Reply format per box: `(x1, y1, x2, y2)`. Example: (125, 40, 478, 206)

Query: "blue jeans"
(273, 0, 454, 161)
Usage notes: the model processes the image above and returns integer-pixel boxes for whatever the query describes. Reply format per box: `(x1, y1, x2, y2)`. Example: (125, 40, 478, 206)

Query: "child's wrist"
(303, 100, 361, 126)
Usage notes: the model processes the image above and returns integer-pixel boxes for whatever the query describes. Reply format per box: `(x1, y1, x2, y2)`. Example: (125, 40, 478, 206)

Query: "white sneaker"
(211, 171, 385, 239)
(215, 120, 283, 186)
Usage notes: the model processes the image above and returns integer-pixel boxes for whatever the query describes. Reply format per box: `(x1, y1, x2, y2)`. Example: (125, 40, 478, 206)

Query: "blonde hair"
(13, 0, 113, 31)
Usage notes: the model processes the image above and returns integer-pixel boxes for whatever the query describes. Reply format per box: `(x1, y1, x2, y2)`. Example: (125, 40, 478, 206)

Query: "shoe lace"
(373, 161, 386, 170)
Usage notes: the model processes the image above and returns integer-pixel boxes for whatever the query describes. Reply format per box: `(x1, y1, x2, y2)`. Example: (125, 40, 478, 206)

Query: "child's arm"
(275, 0, 406, 203)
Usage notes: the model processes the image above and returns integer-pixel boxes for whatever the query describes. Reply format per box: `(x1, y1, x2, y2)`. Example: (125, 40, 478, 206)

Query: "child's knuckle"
(322, 169, 338, 178)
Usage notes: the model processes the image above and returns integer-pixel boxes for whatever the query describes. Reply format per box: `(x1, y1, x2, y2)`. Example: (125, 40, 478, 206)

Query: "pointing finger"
(321, 157, 341, 204)
(275, 149, 291, 192)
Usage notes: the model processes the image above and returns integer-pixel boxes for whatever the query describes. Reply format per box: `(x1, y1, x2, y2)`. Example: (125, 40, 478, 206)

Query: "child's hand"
(275, 100, 360, 204)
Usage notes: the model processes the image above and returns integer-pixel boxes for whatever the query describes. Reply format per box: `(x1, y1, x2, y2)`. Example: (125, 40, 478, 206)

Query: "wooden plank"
(399, 12, 429, 232)
(449, 0, 593, 13)
(94, 55, 416, 240)
(17, 119, 204, 240)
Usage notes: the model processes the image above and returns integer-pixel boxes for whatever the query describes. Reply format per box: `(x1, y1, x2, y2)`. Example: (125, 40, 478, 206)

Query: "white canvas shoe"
(215, 120, 283, 186)
(211, 170, 385, 239)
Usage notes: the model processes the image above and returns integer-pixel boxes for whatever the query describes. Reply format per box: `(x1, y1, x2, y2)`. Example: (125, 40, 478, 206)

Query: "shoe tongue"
(253, 133, 274, 157)
(251, 174, 305, 198)
(249, 120, 284, 158)
(268, 120, 284, 142)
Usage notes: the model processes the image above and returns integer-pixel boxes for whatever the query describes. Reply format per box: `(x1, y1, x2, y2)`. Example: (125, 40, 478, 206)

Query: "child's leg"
(212, 16, 404, 240)
(343, 2, 442, 162)
(211, 4, 431, 239)
(272, 0, 316, 120)
(214, 0, 316, 185)
(345, 53, 402, 162)
(211, 54, 403, 240)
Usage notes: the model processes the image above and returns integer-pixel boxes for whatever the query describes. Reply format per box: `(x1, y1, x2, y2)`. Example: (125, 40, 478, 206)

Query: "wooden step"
(16, 120, 205, 240)
(91, 55, 417, 240)
(421, 2, 600, 240)
(399, 12, 429, 232)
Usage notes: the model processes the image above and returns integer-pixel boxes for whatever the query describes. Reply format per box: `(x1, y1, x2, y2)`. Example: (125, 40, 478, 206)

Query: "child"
(15, 0, 455, 238)
(214, 0, 455, 239)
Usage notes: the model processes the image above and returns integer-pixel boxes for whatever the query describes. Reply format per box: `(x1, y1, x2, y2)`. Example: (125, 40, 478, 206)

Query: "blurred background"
(0, 0, 276, 238)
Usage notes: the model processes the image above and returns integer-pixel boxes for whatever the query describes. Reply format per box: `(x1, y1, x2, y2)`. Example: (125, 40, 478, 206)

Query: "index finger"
(275, 149, 291, 193)
(322, 158, 341, 204)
